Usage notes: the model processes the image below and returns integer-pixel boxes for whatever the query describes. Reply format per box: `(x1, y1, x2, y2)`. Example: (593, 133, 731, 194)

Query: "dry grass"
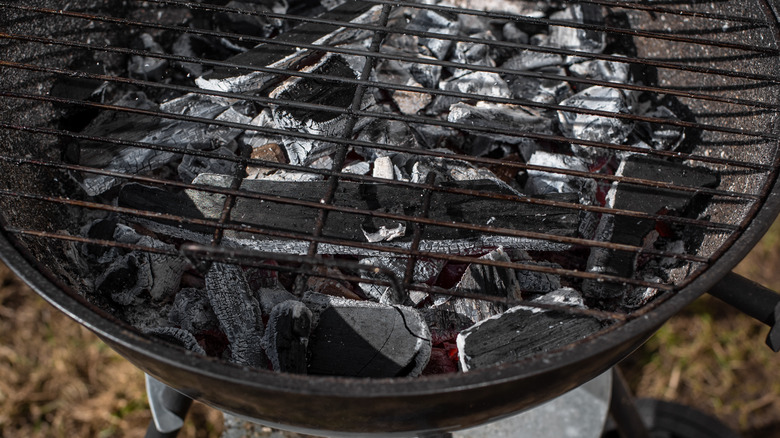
(2, 221, 780, 436)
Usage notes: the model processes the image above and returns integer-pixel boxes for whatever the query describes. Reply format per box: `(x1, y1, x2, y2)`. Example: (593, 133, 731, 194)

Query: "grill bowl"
(1, 0, 780, 434)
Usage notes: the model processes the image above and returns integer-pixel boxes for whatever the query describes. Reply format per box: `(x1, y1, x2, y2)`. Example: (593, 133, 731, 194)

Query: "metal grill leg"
(609, 368, 651, 438)
(144, 374, 193, 438)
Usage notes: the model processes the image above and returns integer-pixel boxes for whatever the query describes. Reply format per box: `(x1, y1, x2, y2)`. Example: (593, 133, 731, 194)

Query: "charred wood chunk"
(582, 156, 718, 300)
(205, 263, 268, 368)
(558, 86, 634, 158)
(457, 298, 602, 371)
(262, 300, 313, 374)
(168, 287, 219, 334)
(304, 293, 431, 377)
(145, 326, 207, 356)
(548, 4, 606, 54)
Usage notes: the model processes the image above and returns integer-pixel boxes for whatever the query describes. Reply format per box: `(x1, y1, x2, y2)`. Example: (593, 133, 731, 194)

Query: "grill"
(1, 0, 780, 435)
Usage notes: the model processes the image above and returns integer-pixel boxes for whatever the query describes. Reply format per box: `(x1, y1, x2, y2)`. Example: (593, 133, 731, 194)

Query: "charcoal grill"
(2, 0, 780, 436)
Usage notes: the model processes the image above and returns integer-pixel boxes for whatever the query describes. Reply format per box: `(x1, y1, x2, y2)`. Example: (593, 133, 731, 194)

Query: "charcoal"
(356, 119, 419, 161)
(304, 293, 431, 377)
(434, 247, 520, 324)
(503, 50, 564, 72)
(342, 160, 370, 175)
(441, 71, 511, 99)
(374, 57, 433, 115)
(196, 0, 378, 93)
(409, 123, 464, 151)
(214, 1, 284, 39)
(119, 179, 580, 254)
(49, 60, 108, 104)
(507, 67, 572, 105)
(205, 263, 268, 368)
(581, 156, 718, 300)
(502, 22, 530, 44)
(558, 86, 634, 157)
(371, 156, 395, 180)
(95, 250, 152, 306)
(449, 30, 497, 78)
(456, 289, 602, 371)
(245, 142, 287, 180)
(410, 55, 442, 89)
(515, 251, 562, 294)
(168, 287, 219, 334)
(569, 58, 631, 84)
(145, 326, 208, 356)
(449, 0, 549, 17)
(407, 9, 460, 60)
(172, 33, 232, 78)
(629, 105, 685, 153)
(548, 4, 606, 54)
(256, 287, 298, 315)
(448, 101, 553, 145)
(262, 300, 313, 373)
(179, 146, 239, 183)
(128, 33, 168, 81)
(358, 256, 444, 304)
(526, 151, 596, 200)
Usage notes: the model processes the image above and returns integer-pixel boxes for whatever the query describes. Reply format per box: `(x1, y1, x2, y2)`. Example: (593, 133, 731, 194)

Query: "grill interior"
(1, 0, 780, 382)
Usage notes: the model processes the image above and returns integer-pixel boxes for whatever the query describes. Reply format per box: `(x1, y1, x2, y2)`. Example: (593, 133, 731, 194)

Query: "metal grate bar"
(3, 3, 780, 85)
(572, 0, 769, 24)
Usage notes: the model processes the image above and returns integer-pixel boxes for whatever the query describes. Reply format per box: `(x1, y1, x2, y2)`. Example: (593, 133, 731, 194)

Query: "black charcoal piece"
(178, 146, 239, 184)
(448, 102, 552, 145)
(214, 1, 284, 39)
(128, 33, 168, 81)
(526, 151, 596, 203)
(172, 33, 233, 78)
(507, 67, 572, 105)
(95, 251, 152, 306)
(456, 298, 602, 371)
(256, 287, 298, 315)
(304, 293, 431, 377)
(630, 105, 685, 152)
(434, 247, 519, 324)
(407, 9, 460, 60)
(262, 300, 313, 373)
(558, 86, 634, 157)
(145, 326, 207, 356)
(548, 4, 606, 54)
(582, 156, 718, 300)
(358, 256, 444, 304)
(168, 287, 219, 334)
(449, 30, 496, 77)
(196, 0, 377, 93)
(503, 50, 564, 72)
(206, 263, 268, 368)
(355, 119, 419, 160)
(118, 179, 580, 254)
(568, 59, 631, 84)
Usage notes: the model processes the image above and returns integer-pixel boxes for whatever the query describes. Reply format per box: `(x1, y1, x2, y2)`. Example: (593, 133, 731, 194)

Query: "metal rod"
(609, 367, 651, 438)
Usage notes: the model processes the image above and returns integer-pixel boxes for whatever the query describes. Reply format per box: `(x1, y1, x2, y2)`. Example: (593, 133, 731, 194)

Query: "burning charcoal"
(526, 151, 596, 201)
(178, 146, 239, 183)
(304, 293, 431, 377)
(434, 247, 520, 325)
(205, 263, 268, 368)
(456, 289, 602, 371)
(262, 300, 313, 374)
(569, 58, 631, 84)
(145, 326, 208, 356)
(409, 123, 464, 151)
(306, 266, 363, 300)
(168, 287, 219, 334)
(630, 105, 685, 153)
(128, 33, 168, 81)
(581, 156, 718, 301)
(514, 251, 562, 294)
(257, 287, 298, 315)
(449, 0, 549, 17)
(558, 86, 634, 157)
(548, 4, 607, 54)
(214, 1, 285, 39)
(196, 1, 378, 93)
(407, 9, 460, 60)
(448, 102, 553, 145)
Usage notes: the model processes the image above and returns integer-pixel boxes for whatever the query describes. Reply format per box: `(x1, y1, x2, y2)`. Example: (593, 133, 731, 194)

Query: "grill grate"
(0, 0, 779, 358)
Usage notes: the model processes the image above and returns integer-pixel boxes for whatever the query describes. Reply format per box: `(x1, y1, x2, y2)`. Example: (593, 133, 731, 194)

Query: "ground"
(1, 221, 780, 437)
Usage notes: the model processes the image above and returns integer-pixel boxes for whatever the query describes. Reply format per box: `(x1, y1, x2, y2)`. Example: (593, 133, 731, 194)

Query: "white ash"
(526, 151, 596, 203)
(361, 222, 407, 243)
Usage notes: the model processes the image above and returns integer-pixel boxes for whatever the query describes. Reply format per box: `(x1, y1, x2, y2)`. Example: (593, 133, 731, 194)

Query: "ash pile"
(60, 0, 718, 377)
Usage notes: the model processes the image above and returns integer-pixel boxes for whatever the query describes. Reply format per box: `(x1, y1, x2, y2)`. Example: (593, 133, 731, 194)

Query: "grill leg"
(144, 374, 193, 438)
(608, 368, 650, 438)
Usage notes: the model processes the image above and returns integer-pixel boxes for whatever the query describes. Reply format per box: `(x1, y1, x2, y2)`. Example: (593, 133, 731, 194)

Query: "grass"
(2, 220, 780, 436)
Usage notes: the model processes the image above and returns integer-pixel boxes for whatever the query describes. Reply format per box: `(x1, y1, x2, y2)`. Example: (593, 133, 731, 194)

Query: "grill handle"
(707, 272, 780, 352)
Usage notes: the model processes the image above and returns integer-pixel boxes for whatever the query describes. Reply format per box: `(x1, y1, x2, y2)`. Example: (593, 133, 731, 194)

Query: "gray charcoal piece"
(168, 287, 219, 334)
(373, 56, 434, 115)
(119, 178, 580, 253)
(145, 326, 207, 356)
(358, 256, 444, 304)
(441, 71, 511, 99)
(503, 50, 564, 72)
(449, 30, 497, 77)
(95, 251, 153, 306)
(179, 146, 239, 184)
(410, 54, 442, 89)
(507, 67, 572, 105)
(262, 300, 313, 374)
(582, 156, 718, 300)
(448, 101, 552, 145)
(256, 287, 298, 316)
(548, 4, 606, 54)
(448, 0, 548, 17)
(526, 150, 597, 204)
(456, 299, 602, 371)
(303, 293, 431, 377)
(196, 1, 378, 93)
(630, 105, 685, 152)
(557, 86, 634, 157)
(206, 263, 268, 368)
(434, 247, 520, 325)
(516, 263, 562, 294)
(128, 33, 168, 81)
(502, 22, 529, 44)
(568, 58, 631, 84)
(407, 9, 461, 60)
